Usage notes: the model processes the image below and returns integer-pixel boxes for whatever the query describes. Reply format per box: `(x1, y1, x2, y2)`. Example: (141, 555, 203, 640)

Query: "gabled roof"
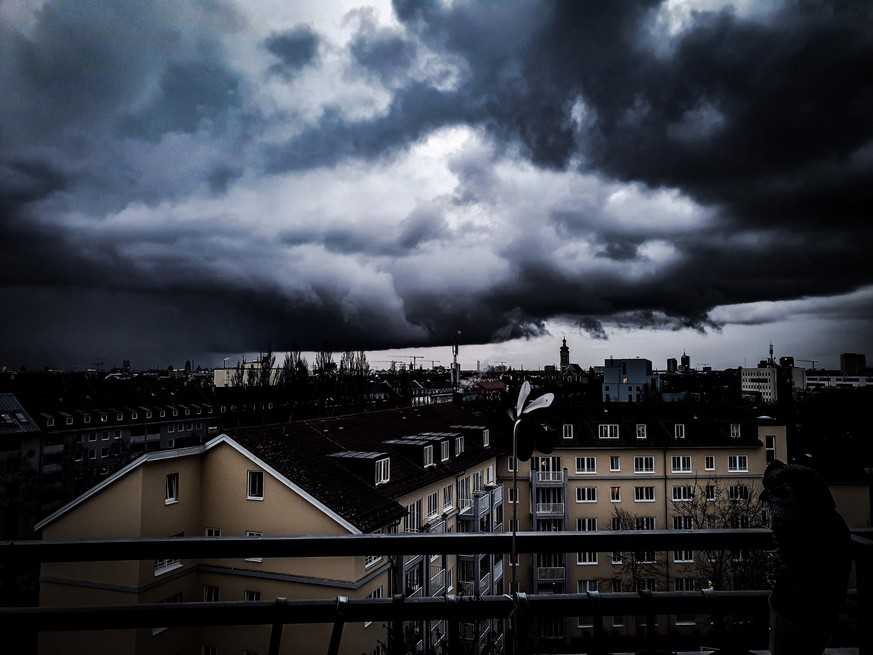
(0, 394, 40, 435)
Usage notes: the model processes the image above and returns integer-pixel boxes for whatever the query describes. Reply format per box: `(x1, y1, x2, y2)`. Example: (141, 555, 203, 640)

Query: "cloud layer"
(1, 0, 872, 368)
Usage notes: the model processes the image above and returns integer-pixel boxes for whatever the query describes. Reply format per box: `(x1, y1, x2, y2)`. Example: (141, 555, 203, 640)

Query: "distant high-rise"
(559, 337, 570, 369)
(680, 351, 690, 373)
(840, 352, 866, 375)
(666, 358, 678, 374)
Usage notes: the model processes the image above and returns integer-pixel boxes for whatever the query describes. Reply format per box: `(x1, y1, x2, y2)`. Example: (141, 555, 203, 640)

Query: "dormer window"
(563, 424, 574, 439)
(730, 423, 741, 438)
(675, 424, 686, 439)
(46, 418, 55, 427)
(636, 424, 647, 439)
(83, 416, 91, 424)
(482, 429, 490, 447)
(599, 424, 619, 439)
(455, 436, 464, 456)
(423, 445, 434, 468)
(375, 458, 390, 485)
(65, 417, 73, 426)
(116, 413, 124, 421)
(440, 441, 450, 462)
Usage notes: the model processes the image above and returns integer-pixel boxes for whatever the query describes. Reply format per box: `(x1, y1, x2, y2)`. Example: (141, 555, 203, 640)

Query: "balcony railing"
(2, 529, 870, 655)
(535, 470, 564, 483)
(535, 502, 564, 515)
(536, 566, 566, 582)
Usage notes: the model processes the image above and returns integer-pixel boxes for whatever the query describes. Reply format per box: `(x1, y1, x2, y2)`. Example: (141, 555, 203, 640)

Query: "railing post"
(588, 590, 607, 655)
(326, 595, 347, 655)
(512, 592, 528, 655)
(268, 597, 287, 655)
(446, 594, 460, 653)
(857, 535, 873, 655)
(390, 594, 405, 654)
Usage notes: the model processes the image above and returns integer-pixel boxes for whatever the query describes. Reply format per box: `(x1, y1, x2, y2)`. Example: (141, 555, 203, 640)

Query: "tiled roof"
(227, 403, 499, 533)
(0, 393, 41, 435)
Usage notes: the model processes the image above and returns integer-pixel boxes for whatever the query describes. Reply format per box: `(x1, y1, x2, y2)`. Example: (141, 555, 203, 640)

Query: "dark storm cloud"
(3, 0, 873, 368)
(264, 26, 320, 77)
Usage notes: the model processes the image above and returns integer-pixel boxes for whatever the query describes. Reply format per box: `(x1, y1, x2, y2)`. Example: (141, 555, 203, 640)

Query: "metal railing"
(535, 470, 564, 483)
(1, 529, 871, 655)
(535, 501, 565, 515)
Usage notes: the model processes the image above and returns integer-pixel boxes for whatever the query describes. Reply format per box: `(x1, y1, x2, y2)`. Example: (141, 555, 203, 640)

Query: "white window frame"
(610, 486, 621, 502)
(441, 440, 450, 461)
(203, 585, 219, 602)
(247, 471, 264, 500)
(706, 485, 717, 501)
(562, 424, 574, 440)
(671, 456, 692, 473)
(443, 484, 453, 511)
(672, 485, 694, 501)
(245, 530, 263, 562)
(482, 429, 490, 447)
(165, 473, 179, 505)
(634, 486, 655, 502)
(609, 456, 620, 472)
(576, 487, 597, 503)
(729, 484, 750, 501)
(375, 457, 391, 485)
(575, 456, 596, 474)
(674, 424, 686, 439)
(577, 551, 598, 565)
(704, 455, 715, 471)
(730, 423, 741, 438)
(427, 491, 439, 519)
(244, 590, 261, 602)
(636, 424, 647, 440)
(634, 456, 654, 473)
(423, 445, 434, 468)
(455, 436, 464, 455)
(728, 455, 748, 472)
(599, 423, 619, 439)
(205, 527, 221, 537)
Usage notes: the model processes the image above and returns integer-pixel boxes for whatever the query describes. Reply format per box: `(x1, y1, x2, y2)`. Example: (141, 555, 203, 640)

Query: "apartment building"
(35, 403, 502, 655)
(498, 402, 787, 645)
(602, 358, 660, 402)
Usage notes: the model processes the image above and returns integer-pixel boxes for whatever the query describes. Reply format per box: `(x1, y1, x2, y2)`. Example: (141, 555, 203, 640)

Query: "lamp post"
(510, 380, 554, 591)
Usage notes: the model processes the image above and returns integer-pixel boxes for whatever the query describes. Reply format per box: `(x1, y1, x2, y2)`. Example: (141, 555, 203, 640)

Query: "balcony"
(536, 566, 566, 582)
(2, 529, 870, 655)
(535, 470, 564, 484)
(535, 502, 564, 516)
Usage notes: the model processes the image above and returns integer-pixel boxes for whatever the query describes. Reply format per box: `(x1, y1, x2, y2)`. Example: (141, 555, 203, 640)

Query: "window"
(507, 456, 515, 472)
(441, 440, 450, 461)
(706, 485, 717, 501)
(455, 436, 464, 456)
(201, 646, 217, 655)
(247, 471, 264, 499)
(165, 473, 179, 504)
(673, 516, 692, 530)
(672, 485, 693, 501)
(154, 533, 183, 576)
(364, 586, 384, 627)
(205, 527, 221, 537)
(609, 455, 620, 471)
(577, 551, 597, 564)
(671, 456, 692, 473)
(203, 586, 219, 602)
(674, 424, 685, 439)
(153, 591, 183, 634)
(244, 590, 261, 602)
(168, 424, 175, 433)
(636, 424, 647, 440)
(508, 487, 518, 503)
(100, 447, 109, 458)
(730, 423, 741, 438)
(634, 456, 654, 473)
(482, 429, 490, 447)
(102, 430, 109, 441)
(729, 484, 750, 501)
(634, 486, 655, 502)
(765, 435, 776, 463)
(167, 438, 175, 449)
(562, 424, 574, 439)
(423, 445, 434, 468)
(635, 516, 655, 531)
(364, 529, 384, 569)
(577, 517, 597, 531)
(88, 432, 97, 442)
(443, 484, 453, 510)
(47, 418, 55, 427)
(576, 487, 597, 503)
(675, 577, 696, 591)
(405, 500, 422, 533)
(674, 550, 694, 563)
(427, 492, 439, 519)
(375, 458, 390, 485)
(705, 455, 715, 471)
(599, 423, 619, 439)
(577, 580, 598, 627)
(610, 486, 621, 502)
(575, 456, 596, 474)
(612, 551, 622, 564)
(728, 455, 748, 472)
(245, 530, 263, 562)
(88, 450, 97, 460)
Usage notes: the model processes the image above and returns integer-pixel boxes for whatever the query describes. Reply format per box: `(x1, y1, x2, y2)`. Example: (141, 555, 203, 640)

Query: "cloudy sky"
(2, 0, 872, 372)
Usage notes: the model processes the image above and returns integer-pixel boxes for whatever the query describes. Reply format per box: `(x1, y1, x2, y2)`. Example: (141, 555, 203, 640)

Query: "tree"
(257, 347, 275, 387)
(231, 359, 245, 387)
(315, 341, 334, 375)
(609, 506, 665, 592)
(669, 478, 771, 591)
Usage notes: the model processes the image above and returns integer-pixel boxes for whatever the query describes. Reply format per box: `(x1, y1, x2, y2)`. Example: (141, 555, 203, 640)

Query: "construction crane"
(429, 360, 441, 370)
(795, 359, 818, 370)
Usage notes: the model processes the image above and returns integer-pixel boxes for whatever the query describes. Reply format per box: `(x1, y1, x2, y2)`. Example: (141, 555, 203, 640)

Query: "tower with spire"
(560, 337, 570, 370)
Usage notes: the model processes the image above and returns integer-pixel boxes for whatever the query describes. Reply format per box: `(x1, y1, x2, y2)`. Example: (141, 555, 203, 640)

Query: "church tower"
(560, 337, 570, 370)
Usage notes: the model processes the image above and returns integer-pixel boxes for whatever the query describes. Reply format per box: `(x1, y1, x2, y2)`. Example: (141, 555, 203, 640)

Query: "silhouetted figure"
(761, 460, 851, 653)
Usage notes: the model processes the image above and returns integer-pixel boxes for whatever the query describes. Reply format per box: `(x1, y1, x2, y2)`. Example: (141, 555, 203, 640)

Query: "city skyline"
(2, 1, 872, 372)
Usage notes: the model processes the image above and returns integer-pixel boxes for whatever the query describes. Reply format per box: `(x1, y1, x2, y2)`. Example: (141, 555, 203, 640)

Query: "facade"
(602, 358, 659, 402)
(35, 404, 503, 655)
(804, 372, 873, 391)
(497, 402, 787, 645)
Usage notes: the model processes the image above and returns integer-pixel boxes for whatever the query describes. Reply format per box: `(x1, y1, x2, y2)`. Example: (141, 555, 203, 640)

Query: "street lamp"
(509, 380, 554, 590)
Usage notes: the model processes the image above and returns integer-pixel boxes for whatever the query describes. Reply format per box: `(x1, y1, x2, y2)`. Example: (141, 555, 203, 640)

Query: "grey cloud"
(264, 26, 319, 77)
(350, 27, 418, 86)
(576, 317, 608, 340)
